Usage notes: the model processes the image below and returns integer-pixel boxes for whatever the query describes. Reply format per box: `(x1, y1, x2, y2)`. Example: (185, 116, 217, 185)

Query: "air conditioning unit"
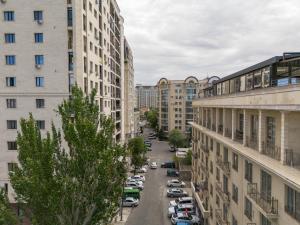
(0, 0, 7, 3)
(35, 64, 41, 69)
(37, 19, 43, 25)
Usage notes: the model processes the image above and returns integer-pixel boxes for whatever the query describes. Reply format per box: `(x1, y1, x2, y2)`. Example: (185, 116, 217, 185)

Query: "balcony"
(247, 135, 258, 151)
(218, 124, 223, 134)
(215, 209, 229, 225)
(284, 149, 300, 169)
(216, 156, 231, 176)
(234, 130, 243, 143)
(200, 143, 209, 154)
(191, 182, 210, 218)
(225, 128, 231, 138)
(247, 183, 279, 219)
(261, 142, 281, 161)
(215, 182, 230, 204)
(200, 161, 208, 175)
(212, 123, 216, 131)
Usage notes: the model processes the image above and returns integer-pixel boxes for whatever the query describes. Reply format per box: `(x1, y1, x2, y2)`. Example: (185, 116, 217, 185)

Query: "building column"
(258, 110, 266, 153)
(281, 111, 288, 164)
(232, 109, 236, 140)
(201, 107, 204, 126)
(206, 108, 208, 128)
(210, 108, 213, 130)
(216, 108, 219, 133)
(223, 108, 226, 136)
(243, 109, 249, 146)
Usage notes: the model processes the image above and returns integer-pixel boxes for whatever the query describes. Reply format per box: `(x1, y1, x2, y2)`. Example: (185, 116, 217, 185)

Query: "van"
(123, 188, 140, 199)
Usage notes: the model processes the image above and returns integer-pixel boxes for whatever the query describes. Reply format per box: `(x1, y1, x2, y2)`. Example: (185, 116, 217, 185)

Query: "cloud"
(118, 0, 300, 85)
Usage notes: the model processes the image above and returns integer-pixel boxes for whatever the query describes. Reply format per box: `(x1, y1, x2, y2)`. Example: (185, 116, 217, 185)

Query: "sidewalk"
(112, 207, 132, 225)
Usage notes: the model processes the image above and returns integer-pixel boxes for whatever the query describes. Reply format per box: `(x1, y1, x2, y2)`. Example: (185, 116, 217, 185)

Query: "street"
(125, 129, 175, 225)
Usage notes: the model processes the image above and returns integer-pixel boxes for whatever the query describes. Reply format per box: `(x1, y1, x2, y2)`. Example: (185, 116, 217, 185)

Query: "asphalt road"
(125, 128, 174, 225)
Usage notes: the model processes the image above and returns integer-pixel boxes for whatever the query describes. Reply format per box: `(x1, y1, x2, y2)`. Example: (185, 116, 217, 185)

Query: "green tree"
(146, 109, 158, 130)
(128, 137, 146, 174)
(169, 129, 186, 148)
(0, 189, 18, 225)
(10, 86, 127, 225)
(183, 149, 192, 165)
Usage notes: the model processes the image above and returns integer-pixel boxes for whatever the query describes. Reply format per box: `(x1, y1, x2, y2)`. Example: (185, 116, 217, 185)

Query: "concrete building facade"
(191, 53, 300, 225)
(135, 85, 158, 110)
(157, 76, 209, 135)
(0, 0, 128, 202)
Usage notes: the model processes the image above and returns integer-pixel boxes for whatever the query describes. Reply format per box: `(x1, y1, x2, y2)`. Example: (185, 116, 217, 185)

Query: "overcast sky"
(118, 0, 300, 85)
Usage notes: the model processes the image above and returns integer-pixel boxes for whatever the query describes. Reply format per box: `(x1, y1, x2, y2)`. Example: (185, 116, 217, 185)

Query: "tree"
(183, 150, 192, 165)
(0, 189, 18, 225)
(146, 109, 158, 130)
(168, 129, 186, 148)
(128, 137, 146, 174)
(10, 86, 127, 225)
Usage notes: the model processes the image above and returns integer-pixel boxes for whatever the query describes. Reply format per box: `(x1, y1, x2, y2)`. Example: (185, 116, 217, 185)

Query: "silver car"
(167, 179, 186, 187)
(122, 197, 139, 207)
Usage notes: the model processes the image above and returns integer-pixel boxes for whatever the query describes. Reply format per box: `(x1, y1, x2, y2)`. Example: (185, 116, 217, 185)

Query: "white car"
(169, 197, 193, 207)
(122, 197, 139, 207)
(151, 162, 158, 169)
(126, 182, 144, 190)
(167, 179, 186, 187)
(130, 175, 145, 182)
(171, 212, 200, 224)
(127, 179, 143, 187)
(168, 204, 194, 218)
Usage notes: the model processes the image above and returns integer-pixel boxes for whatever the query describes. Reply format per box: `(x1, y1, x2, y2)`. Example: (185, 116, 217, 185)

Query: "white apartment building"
(124, 38, 135, 141)
(0, 0, 127, 202)
(191, 53, 300, 225)
(135, 85, 158, 110)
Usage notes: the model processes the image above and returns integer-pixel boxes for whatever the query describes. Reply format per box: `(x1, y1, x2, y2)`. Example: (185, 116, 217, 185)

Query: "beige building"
(191, 53, 300, 225)
(124, 38, 135, 141)
(135, 85, 158, 110)
(0, 0, 128, 201)
(157, 76, 209, 135)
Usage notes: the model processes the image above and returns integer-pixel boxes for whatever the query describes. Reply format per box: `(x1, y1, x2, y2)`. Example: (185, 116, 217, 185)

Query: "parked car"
(167, 169, 179, 177)
(136, 167, 147, 173)
(167, 188, 188, 198)
(161, 161, 176, 168)
(123, 188, 140, 199)
(169, 197, 193, 207)
(144, 141, 152, 147)
(151, 162, 158, 169)
(129, 175, 145, 182)
(127, 179, 143, 187)
(169, 146, 178, 152)
(168, 204, 194, 218)
(176, 222, 192, 225)
(126, 181, 144, 190)
(122, 197, 139, 207)
(167, 179, 186, 187)
(171, 212, 200, 225)
(148, 135, 156, 140)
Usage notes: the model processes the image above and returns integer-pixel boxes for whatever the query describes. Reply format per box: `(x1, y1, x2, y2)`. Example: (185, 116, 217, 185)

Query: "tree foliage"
(145, 109, 158, 130)
(0, 189, 18, 225)
(10, 86, 127, 225)
(128, 137, 146, 173)
(168, 129, 186, 148)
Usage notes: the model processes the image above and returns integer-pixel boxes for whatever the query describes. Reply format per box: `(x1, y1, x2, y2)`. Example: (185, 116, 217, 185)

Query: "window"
(245, 160, 253, 182)
(232, 184, 238, 204)
(266, 117, 275, 148)
(34, 33, 43, 43)
(261, 213, 271, 225)
(5, 55, 16, 65)
(232, 215, 238, 225)
(6, 99, 16, 108)
(7, 162, 18, 171)
(6, 77, 16, 87)
(4, 33, 15, 43)
(36, 120, 45, 129)
(33, 11, 43, 21)
(232, 152, 238, 171)
(244, 197, 252, 220)
(7, 142, 17, 150)
(35, 77, 44, 87)
(285, 185, 300, 222)
(35, 55, 44, 65)
(4, 11, 14, 21)
(36, 99, 45, 108)
(210, 161, 213, 174)
(216, 167, 220, 181)
(7, 120, 17, 129)
(67, 7, 73, 26)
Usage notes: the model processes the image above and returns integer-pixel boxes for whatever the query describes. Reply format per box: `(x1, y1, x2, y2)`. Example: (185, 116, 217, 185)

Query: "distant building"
(135, 85, 158, 110)
(191, 52, 300, 225)
(157, 76, 210, 135)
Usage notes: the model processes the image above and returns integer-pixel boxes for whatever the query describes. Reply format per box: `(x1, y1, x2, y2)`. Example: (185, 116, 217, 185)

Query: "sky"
(118, 0, 300, 85)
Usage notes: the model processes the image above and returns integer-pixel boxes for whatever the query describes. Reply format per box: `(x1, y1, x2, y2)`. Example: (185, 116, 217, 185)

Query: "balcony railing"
(247, 183, 278, 218)
(212, 123, 216, 131)
(218, 124, 223, 134)
(247, 135, 258, 151)
(225, 128, 232, 138)
(215, 182, 230, 204)
(200, 161, 208, 175)
(200, 143, 209, 153)
(262, 142, 281, 161)
(234, 130, 243, 143)
(215, 209, 229, 225)
(191, 182, 210, 218)
(216, 156, 231, 176)
(284, 149, 300, 168)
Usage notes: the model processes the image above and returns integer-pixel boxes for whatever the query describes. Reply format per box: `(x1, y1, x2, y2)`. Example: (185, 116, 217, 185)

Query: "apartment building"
(157, 76, 209, 135)
(0, 0, 127, 203)
(124, 38, 135, 141)
(191, 53, 300, 225)
(135, 85, 158, 110)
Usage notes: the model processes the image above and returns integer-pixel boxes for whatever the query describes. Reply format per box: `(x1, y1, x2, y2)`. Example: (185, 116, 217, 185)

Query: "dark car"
(161, 161, 176, 168)
(169, 146, 178, 152)
(167, 169, 179, 177)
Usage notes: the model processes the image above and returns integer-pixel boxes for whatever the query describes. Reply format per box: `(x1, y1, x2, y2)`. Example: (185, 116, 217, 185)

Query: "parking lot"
(125, 129, 191, 225)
